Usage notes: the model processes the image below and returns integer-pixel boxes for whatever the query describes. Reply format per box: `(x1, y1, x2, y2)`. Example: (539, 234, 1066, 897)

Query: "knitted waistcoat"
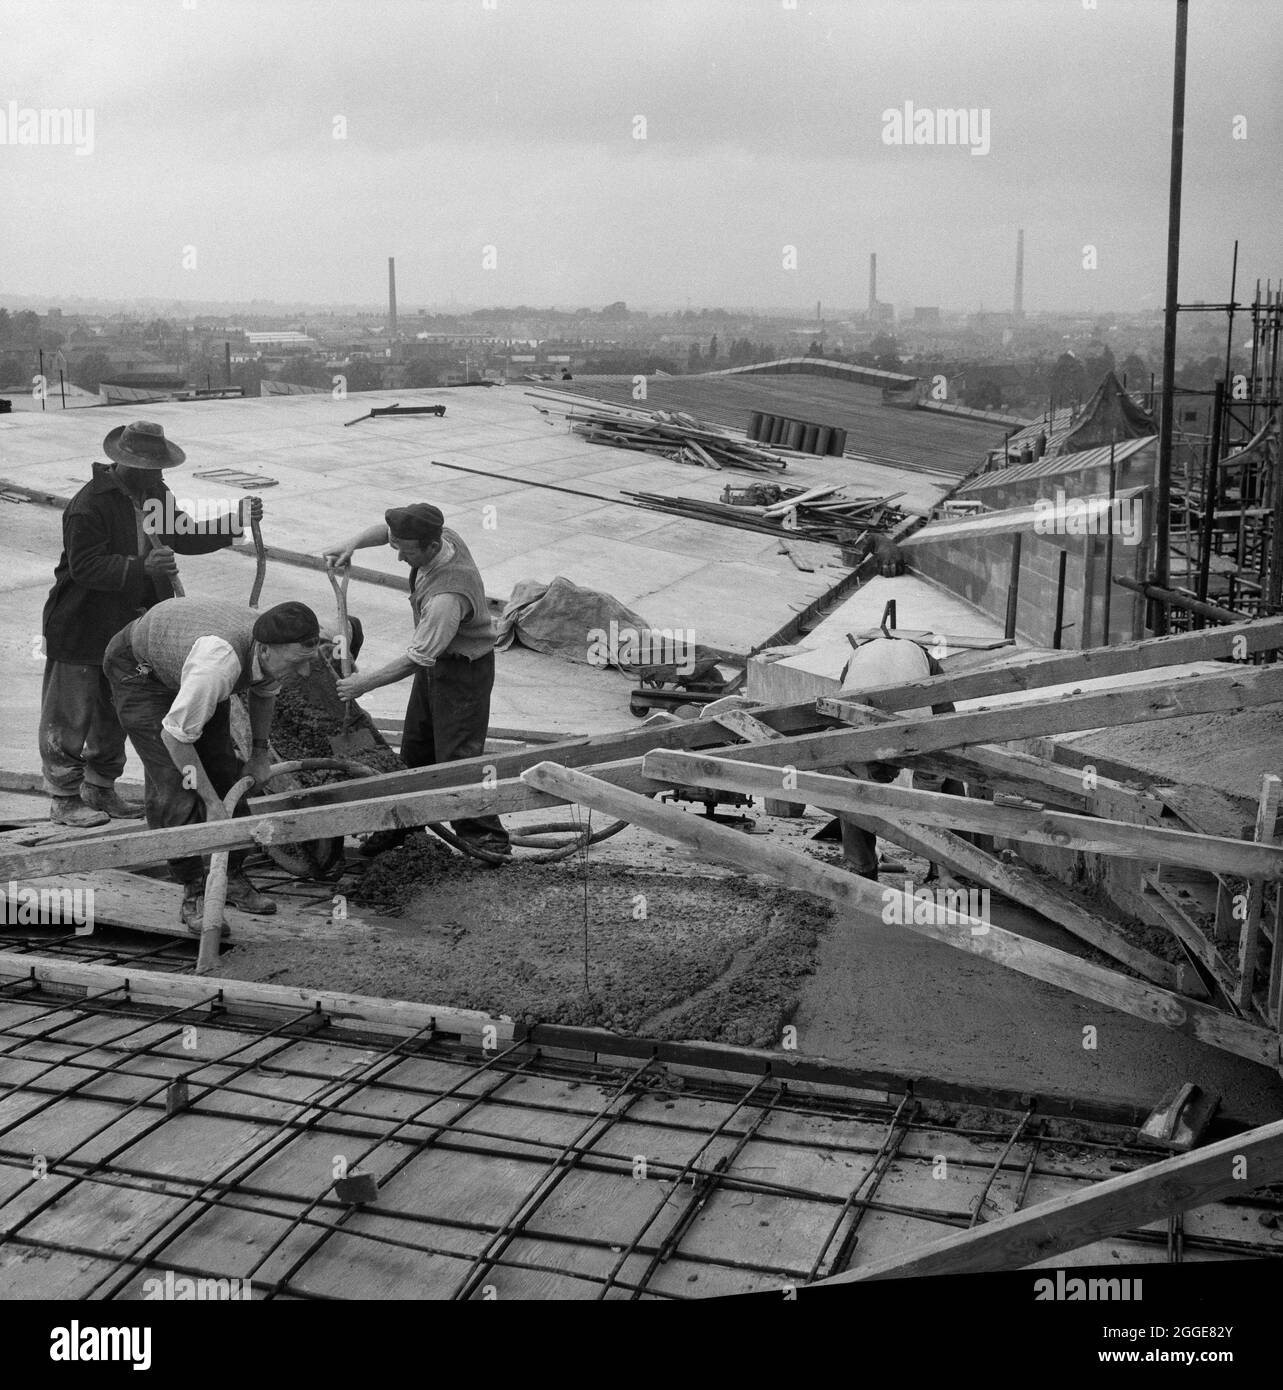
(409, 529, 494, 659)
(129, 598, 260, 692)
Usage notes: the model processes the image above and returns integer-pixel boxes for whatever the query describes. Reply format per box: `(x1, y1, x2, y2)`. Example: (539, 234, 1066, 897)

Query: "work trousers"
(839, 763, 967, 875)
(103, 627, 250, 887)
(39, 659, 128, 797)
(401, 652, 509, 848)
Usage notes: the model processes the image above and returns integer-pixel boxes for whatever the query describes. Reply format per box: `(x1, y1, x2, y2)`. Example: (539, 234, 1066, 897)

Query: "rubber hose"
(425, 814, 630, 865)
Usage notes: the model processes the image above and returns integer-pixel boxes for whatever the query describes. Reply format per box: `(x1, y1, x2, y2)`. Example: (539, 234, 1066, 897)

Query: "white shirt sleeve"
(161, 637, 245, 743)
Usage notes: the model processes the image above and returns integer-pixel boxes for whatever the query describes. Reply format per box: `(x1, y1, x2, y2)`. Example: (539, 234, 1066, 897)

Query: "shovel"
(326, 564, 381, 758)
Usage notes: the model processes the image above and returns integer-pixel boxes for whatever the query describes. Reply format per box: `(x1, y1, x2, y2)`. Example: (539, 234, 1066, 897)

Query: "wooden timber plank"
(815, 665, 1283, 753)
(1238, 774, 1282, 1011)
(1140, 873, 1242, 1004)
(0, 871, 367, 942)
(807, 1115, 1283, 1283)
(249, 699, 832, 814)
(640, 752, 1283, 882)
(7, 664, 1271, 880)
(518, 763, 1277, 1067)
(0, 954, 514, 1044)
(850, 616, 1283, 713)
(832, 806, 1198, 995)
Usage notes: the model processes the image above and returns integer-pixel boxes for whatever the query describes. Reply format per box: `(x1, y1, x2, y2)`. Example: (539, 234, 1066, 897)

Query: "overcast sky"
(3, 0, 1280, 314)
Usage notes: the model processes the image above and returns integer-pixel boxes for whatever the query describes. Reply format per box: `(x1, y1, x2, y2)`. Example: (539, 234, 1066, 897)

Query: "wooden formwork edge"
(0, 951, 515, 1045)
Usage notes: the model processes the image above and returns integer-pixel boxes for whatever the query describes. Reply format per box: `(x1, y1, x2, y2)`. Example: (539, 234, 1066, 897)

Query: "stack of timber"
(620, 484, 908, 546)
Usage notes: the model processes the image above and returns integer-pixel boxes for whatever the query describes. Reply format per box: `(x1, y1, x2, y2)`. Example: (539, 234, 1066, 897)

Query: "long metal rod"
(1196, 379, 1226, 609)
(1153, 0, 1190, 629)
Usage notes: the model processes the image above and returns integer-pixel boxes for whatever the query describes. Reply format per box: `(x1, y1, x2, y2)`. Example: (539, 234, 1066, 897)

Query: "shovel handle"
(249, 514, 266, 609)
(326, 565, 354, 677)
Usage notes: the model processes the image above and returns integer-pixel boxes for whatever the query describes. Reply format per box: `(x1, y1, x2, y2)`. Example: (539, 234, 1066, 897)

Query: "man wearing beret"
(104, 596, 323, 932)
(323, 505, 510, 860)
(41, 420, 263, 828)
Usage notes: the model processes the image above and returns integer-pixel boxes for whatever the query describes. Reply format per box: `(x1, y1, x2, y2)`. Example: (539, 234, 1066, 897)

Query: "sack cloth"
(496, 575, 720, 682)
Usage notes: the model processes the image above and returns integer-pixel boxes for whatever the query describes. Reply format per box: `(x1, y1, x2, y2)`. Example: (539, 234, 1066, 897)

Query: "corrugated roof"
(555, 372, 1006, 476)
(957, 434, 1155, 494)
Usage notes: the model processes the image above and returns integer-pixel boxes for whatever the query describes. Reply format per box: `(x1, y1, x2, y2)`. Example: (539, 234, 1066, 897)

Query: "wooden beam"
(815, 665, 1283, 753)
(518, 762, 1278, 1067)
(1238, 773, 1282, 1009)
(807, 1114, 1283, 1283)
(831, 807, 1202, 996)
(640, 752, 1283, 881)
(0, 952, 515, 1044)
(849, 616, 1283, 713)
(248, 698, 833, 814)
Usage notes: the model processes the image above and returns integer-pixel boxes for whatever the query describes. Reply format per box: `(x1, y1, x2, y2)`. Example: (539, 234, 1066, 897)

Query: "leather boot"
(50, 796, 109, 828)
(224, 872, 277, 916)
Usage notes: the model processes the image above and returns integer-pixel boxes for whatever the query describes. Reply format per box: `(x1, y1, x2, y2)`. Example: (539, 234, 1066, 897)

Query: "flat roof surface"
(0, 384, 905, 655)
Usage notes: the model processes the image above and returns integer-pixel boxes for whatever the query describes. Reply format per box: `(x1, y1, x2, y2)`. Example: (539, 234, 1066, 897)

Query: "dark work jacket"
(42, 463, 235, 663)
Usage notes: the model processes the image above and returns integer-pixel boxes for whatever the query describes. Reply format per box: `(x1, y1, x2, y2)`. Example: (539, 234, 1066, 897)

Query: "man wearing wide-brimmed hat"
(40, 420, 263, 828)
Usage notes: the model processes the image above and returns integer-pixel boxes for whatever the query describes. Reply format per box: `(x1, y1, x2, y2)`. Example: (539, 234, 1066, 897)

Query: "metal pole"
(1103, 442, 1117, 643)
(1052, 549, 1068, 649)
(1153, 0, 1189, 634)
(1004, 532, 1022, 641)
(1196, 379, 1225, 616)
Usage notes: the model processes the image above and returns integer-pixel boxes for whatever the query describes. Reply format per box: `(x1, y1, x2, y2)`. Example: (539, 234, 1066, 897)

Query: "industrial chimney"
(868, 253, 877, 315)
(388, 256, 398, 346)
(1014, 229, 1024, 320)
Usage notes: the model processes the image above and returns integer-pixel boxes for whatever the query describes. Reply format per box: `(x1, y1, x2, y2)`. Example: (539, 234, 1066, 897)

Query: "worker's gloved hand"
(144, 545, 178, 577)
(239, 495, 264, 528)
(323, 545, 354, 571)
(244, 751, 273, 789)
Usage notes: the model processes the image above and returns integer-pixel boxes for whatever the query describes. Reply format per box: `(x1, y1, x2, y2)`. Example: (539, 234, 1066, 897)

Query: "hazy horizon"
(4, 0, 1280, 315)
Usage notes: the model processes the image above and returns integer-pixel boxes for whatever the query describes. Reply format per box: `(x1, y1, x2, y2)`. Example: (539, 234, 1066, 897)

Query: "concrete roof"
(550, 371, 1006, 477)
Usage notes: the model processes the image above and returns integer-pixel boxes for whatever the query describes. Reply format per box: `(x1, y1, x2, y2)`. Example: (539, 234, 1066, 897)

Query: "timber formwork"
(1, 947, 1282, 1301)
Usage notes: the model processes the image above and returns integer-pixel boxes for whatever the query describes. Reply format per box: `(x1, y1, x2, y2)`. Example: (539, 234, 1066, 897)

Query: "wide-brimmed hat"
(103, 421, 186, 470)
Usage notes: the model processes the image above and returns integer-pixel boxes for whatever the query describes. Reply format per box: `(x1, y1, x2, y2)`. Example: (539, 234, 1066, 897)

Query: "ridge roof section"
(957, 434, 1155, 494)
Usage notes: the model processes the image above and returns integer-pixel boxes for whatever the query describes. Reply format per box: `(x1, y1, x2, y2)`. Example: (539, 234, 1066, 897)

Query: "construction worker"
(103, 597, 322, 932)
(322, 503, 511, 860)
(40, 420, 262, 827)
(829, 635, 967, 879)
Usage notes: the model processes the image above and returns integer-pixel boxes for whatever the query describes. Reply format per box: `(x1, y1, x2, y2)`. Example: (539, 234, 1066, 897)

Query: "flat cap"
(252, 601, 321, 645)
(386, 503, 444, 542)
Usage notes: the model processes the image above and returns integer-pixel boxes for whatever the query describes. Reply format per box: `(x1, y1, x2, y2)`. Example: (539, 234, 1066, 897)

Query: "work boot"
(81, 784, 143, 819)
(50, 796, 109, 828)
(224, 872, 277, 916)
(180, 886, 230, 939)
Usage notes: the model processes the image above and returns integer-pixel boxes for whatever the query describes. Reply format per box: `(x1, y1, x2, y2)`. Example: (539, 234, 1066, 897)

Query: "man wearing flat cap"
(104, 596, 322, 932)
(323, 504, 510, 859)
(40, 420, 263, 828)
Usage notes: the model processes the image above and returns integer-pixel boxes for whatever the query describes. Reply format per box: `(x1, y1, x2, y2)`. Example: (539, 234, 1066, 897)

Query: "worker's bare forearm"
(341, 654, 419, 697)
(337, 522, 390, 554)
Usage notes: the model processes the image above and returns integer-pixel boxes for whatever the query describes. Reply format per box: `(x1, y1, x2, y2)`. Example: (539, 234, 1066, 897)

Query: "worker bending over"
(832, 635, 967, 879)
(323, 504, 510, 861)
(104, 597, 322, 932)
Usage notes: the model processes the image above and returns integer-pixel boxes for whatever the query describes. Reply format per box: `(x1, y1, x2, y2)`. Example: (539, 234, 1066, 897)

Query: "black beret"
(253, 601, 321, 645)
(386, 503, 444, 542)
